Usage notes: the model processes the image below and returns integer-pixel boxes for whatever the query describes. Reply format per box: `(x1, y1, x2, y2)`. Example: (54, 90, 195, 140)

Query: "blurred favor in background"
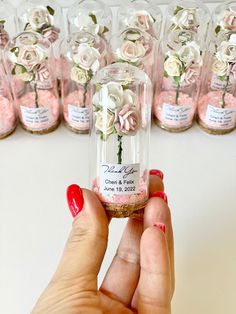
(197, 1, 236, 134)
(153, 0, 210, 132)
(5, 32, 60, 134)
(60, 31, 107, 134)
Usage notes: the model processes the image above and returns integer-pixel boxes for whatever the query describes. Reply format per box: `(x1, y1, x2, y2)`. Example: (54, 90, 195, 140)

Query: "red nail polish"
(150, 191, 168, 204)
(67, 184, 84, 218)
(154, 223, 166, 234)
(149, 169, 164, 180)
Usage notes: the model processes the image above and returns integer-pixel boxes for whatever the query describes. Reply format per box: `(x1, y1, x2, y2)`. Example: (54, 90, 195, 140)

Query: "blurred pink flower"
(115, 104, 141, 136)
(224, 11, 236, 31)
(183, 65, 200, 85)
(35, 63, 50, 82)
(42, 26, 60, 43)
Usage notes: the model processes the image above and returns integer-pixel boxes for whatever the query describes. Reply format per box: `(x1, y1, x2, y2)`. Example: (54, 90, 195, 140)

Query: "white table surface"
(1, 1, 236, 314)
(0, 122, 236, 314)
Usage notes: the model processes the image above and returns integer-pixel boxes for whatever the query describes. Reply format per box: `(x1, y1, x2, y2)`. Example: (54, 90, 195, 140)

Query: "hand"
(32, 169, 174, 314)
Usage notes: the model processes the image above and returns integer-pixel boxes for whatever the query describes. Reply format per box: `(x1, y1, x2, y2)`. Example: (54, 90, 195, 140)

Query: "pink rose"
(183, 65, 200, 85)
(224, 11, 236, 31)
(115, 104, 141, 136)
(42, 26, 60, 43)
(35, 63, 50, 82)
(0, 27, 9, 49)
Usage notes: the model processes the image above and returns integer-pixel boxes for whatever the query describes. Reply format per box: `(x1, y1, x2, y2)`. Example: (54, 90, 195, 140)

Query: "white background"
(1, 1, 236, 314)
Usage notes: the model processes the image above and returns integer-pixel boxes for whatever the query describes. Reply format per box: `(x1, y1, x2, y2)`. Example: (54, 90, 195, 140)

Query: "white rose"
(93, 84, 135, 111)
(164, 55, 183, 77)
(29, 6, 51, 30)
(95, 109, 115, 136)
(216, 41, 236, 63)
(178, 41, 201, 67)
(93, 83, 123, 111)
(119, 40, 146, 63)
(172, 8, 198, 29)
(70, 66, 89, 84)
(73, 43, 100, 73)
(128, 10, 153, 31)
(74, 15, 100, 35)
(212, 58, 229, 76)
(17, 46, 44, 71)
(15, 64, 34, 82)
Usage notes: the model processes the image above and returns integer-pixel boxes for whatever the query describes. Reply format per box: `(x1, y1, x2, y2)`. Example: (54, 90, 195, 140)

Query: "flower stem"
(175, 80, 180, 105)
(83, 83, 87, 108)
(34, 82, 39, 108)
(222, 75, 230, 109)
(117, 135, 123, 164)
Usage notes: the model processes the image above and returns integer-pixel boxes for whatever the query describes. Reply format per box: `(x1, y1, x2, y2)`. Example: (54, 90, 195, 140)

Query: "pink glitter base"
(18, 90, 60, 131)
(198, 91, 236, 130)
(92, 176, 148, 205)
(63, 90, 90, 131)
(0, 96, 16, 138)
(154, 91, 196, 128)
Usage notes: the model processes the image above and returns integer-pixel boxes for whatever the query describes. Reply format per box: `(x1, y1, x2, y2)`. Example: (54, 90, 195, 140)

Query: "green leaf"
(174, 6, 183, 16)
(215, 25, 221, 34)
(164, 71, 168, 78)
(11, 66, 16, 75)
(103, 26, 109, 34)
(89, 13, 97, 24)
(0, 20, 5, 24)
(219, 75, 227, 82)
(47, 6, 55, 16)
(10, 47, 19, 57)
(174, 76, 181, 84)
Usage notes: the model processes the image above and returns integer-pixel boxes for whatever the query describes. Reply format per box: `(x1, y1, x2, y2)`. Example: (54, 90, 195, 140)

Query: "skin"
(32, 175, 174, 314)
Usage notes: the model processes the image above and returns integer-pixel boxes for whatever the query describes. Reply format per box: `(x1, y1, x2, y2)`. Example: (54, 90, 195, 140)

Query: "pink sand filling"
(198, 91, 236, 129)
(63, 90, 90, 130)
(0, 95, 16, 135)
(92, 176, 148, 205)
(18, 90, 59, 131)
(154, 91, 196, 127)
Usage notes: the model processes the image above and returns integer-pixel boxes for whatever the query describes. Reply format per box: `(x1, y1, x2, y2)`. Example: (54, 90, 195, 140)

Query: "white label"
(100, 163, 140, 196)
(68, 105, 90, 125)
(206, 105, 236, 128)
(210, 75, 232, 91)
(163, 103, 192, 123)
(21, 106, 50, 126)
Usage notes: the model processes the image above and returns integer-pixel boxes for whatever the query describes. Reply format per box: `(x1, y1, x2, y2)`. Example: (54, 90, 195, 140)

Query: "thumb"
(52, 184, 108, 292)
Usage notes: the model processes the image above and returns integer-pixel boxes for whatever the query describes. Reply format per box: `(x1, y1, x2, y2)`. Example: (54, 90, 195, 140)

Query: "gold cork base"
(21, 119, 60, 135)
(0, 124, 17, 140)
(153, 116, 193, 133)
(104, 199, 148, 218)
(197, 117, 236, 135)
(64, 120, 89, 134)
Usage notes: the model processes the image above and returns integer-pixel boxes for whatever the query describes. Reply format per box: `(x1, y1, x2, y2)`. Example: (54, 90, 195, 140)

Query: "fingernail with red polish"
(149, 169, 164, 180)
(67, 184, 84, 218)
(154, 223, 166, 234)
(150, 191, 168, 204)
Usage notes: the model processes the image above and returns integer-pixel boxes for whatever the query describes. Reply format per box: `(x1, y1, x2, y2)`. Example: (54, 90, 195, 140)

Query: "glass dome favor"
(89, 63, 152, 218)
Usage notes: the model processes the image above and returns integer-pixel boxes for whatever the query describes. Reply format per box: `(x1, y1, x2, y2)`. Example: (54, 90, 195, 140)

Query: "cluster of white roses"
(171, 6, 199, 31)
(164, 41, 202, 86)
(74, 13, 109, 38)
(212, 38, 236, 80)
(116, 30, 148, 66)
(9, 33, 48, 83)
(25, 6, 60, 44)
(70, 42, 101, 85)
(93, 82, 141, 140)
